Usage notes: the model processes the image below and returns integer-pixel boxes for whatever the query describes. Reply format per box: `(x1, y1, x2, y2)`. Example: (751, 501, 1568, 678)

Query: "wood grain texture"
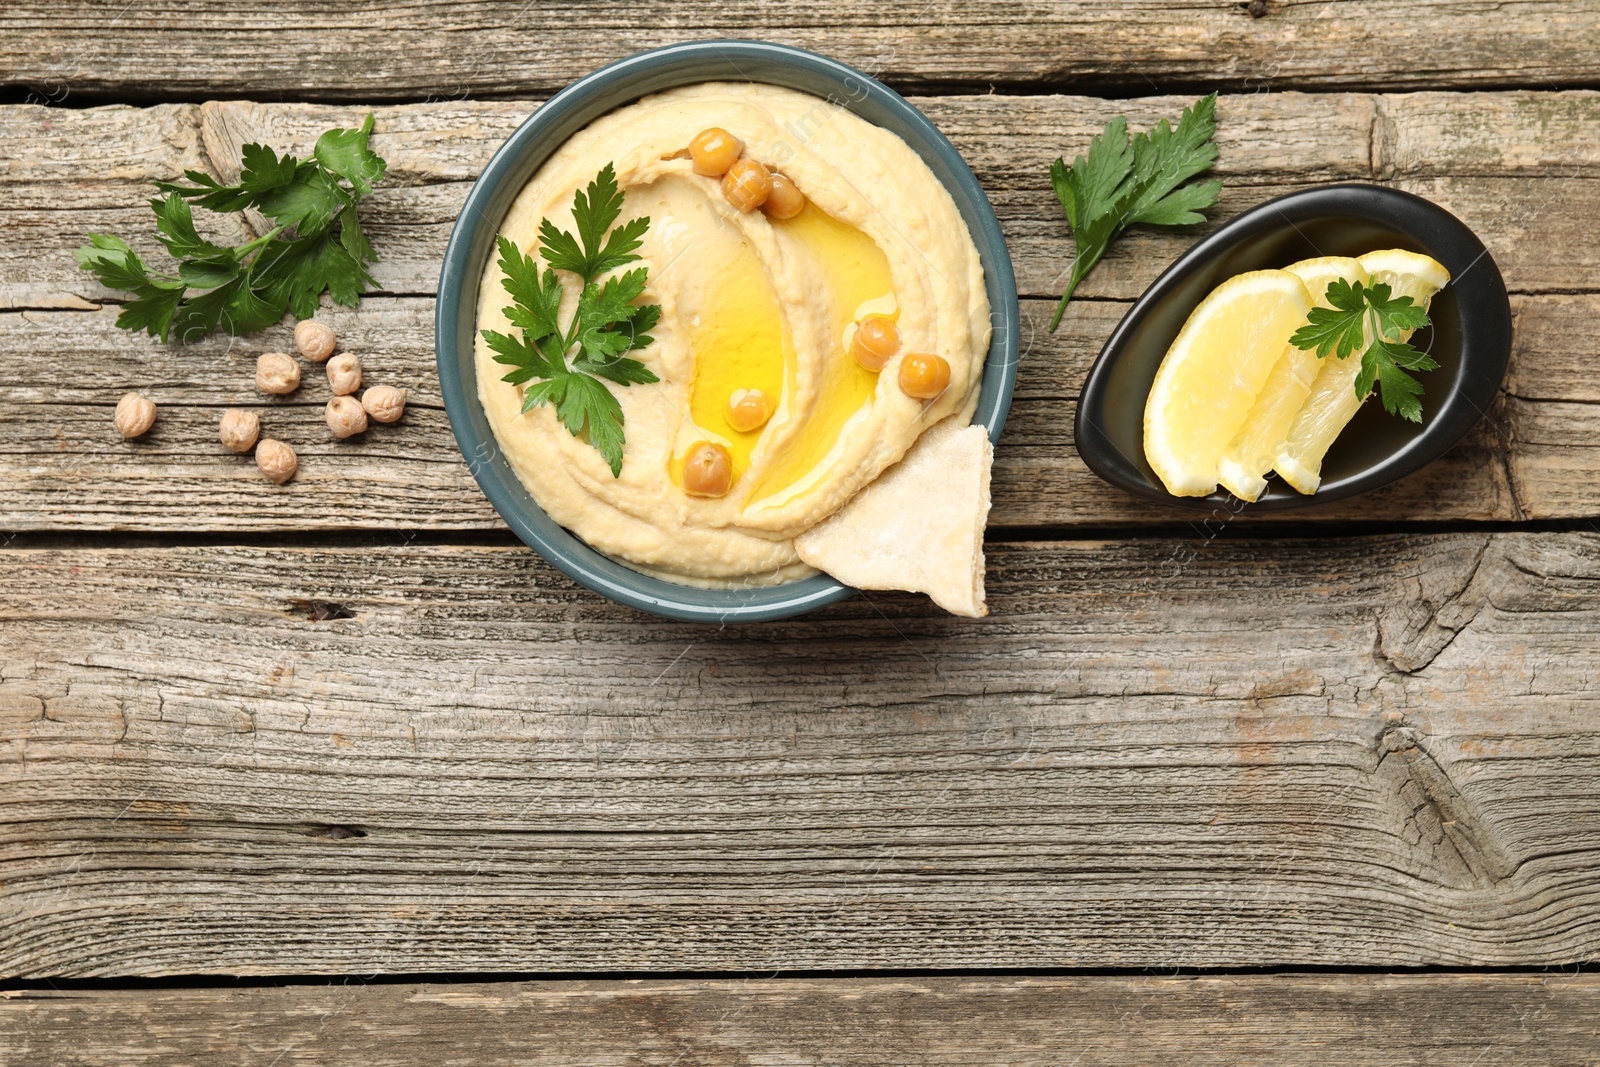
(5, 973, 1600, 1066)
(3, 532, 1599, 976)
(5, 1, 1600, 101)
(0, 291, 1534, 531)
(5, 93, 1367, 308)
(8, 92, 1600, 311)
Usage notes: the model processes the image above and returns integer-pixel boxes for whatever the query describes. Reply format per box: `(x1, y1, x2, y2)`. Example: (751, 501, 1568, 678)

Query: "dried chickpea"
(113, 392, 157, 439)
(721, 158, 772, 213)
(255, 438, 298, 485)
(682, 441, 733, 498)
(361, 384, 407, 424)
(325, 352, 362, 396)
(726, 388, 775, 433)
(762, 173, 806, 221)
(897, 352, 951, 400)
(294, 319, 337, 362)
(218, 408, 260, 453)
(256, 351, 301, 395)
(849, 315, 900, 371)
(689, 127, 744, 177)
(326, 395, 368, 439)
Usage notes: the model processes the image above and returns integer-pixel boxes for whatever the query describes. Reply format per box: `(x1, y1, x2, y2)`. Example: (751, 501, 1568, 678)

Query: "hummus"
(475, 82, 991, 587)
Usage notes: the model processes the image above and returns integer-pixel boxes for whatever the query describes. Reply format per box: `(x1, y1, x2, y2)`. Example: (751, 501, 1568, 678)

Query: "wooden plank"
(5, 973, 1600, 1065)
(6, 91, 1597, 531)
(0, 291, 1533, 530)
(1506, 293, 1600, 402)
(8, 92, 1600, 312)
(5, 1, 1600, 100)
(3, 532, 1599, 975)
(0, 93, 1371, 309)
(1382, 90, 1600, 176)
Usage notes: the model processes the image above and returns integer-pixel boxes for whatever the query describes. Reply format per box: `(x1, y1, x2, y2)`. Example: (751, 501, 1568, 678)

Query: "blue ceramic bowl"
(436, 41, 1019, 622)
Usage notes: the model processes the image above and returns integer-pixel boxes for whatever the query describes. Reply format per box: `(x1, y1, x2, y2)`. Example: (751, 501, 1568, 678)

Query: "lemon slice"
(1217, 257, 1369, 501)
(1273, 249, 1450, 494)
(1143, 270, 1314, 497)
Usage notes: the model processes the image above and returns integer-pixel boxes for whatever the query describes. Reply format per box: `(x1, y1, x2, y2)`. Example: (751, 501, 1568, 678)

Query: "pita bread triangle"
(795, 417, 992, 617)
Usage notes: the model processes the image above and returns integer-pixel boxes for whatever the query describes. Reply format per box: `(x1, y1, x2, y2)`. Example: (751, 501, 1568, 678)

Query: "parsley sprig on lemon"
(1143, 249, 1450, 500)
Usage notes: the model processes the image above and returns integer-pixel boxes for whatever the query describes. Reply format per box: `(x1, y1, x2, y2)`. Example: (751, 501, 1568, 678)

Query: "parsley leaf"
(1289, 276, 1372, 360)
(1289, 279, 1440, 423)
(313, 114, 389, 196)
(72, 233, 186, 339)
(151, 193, 230, 259)
(253, 231, 370, 320)
(1364, 281, 1431, 336)
(170, 268, 283, 339)
(482, 238, 564, 385)
(255, 165, 349, 235)
(1364, 337, 1438, 422)
(494, 235, 564, 343)
(76, 115, 385, 342)
(155, 142, 300, 214)
(553, 373, 628, 470)
(116, 284, 186, 340)
(482, 165, 661, 477)
(1048, 94, 1222, 331)
(539, 164, 650, 280)
(74, 233, 171, 293)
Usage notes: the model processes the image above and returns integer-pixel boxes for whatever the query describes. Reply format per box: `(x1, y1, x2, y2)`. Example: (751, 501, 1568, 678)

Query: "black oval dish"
(1075, 184, 1512, 511)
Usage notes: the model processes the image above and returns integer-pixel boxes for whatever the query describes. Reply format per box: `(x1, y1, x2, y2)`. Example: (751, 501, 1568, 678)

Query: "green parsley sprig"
(1290, 278, 1438, 423)
(482, 163, 661, 477)
(1048, 94, 1223, 331)
(74, 115, 387, 344)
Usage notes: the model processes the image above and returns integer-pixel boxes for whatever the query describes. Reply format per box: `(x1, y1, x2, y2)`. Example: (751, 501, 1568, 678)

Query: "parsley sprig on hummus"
(483, 164, 661, 477)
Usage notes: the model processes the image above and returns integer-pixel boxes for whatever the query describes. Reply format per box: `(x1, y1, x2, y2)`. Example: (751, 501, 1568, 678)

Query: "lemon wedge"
(1216, 256, 1369, 501)
(1273, 249, 1450, 494)
(1143, 269, 1314, 497)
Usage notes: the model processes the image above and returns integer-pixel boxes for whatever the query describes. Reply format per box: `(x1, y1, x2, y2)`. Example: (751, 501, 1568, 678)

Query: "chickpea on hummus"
(475, 82, 991, 593)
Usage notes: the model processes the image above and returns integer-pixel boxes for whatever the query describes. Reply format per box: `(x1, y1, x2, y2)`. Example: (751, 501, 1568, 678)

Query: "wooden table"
(4, 3, 1600, 1063)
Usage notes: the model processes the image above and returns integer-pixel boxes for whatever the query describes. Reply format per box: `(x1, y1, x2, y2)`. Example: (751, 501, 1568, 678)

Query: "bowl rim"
(1073, 182, 1512, 512)
(436, 40, 1019, 622)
